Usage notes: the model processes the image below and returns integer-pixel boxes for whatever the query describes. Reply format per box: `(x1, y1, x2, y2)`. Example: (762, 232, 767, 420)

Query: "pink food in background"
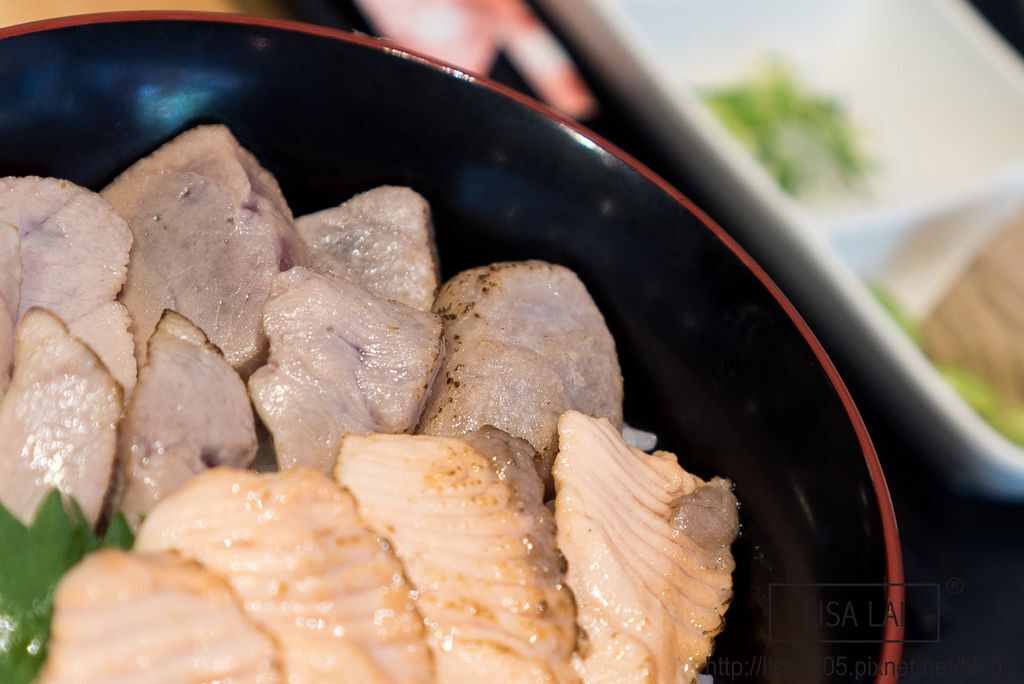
(355, 0, 598, 119)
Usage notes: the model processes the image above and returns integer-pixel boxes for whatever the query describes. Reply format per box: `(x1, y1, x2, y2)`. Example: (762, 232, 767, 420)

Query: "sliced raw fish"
(135, 467, 434, 684)
(248, 266, 443, 472)
(0, 308, 122, 526)
(418, 260, 622, 484)
(337, 432, 578, 683)
(0, 176, 135, 392)
(0, 222, 20, 399)
(39, 549, 283, 684)
(553, 410, 738, 684)
(101, 124, 308, 377)
(114, 310, 258, 527)
(297, 185, 439, 310)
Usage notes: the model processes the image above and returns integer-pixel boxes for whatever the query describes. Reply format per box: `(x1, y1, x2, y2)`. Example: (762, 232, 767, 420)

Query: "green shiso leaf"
(0, 492, 135, 683)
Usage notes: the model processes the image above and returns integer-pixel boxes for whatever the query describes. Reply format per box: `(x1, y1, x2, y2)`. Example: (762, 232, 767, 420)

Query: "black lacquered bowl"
(0, 13, 903, 682)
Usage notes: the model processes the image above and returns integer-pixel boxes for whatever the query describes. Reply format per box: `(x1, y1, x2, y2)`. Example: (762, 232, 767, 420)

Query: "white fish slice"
(553, 410, 738, 684)
(0, 176, 135, 393)
(337, 432, 579, 684)
(0, 221, 21, 400)
(296, 185, 440, 311)
(114, 310, 258, 528)
(248, 266, 443, 473)
(102, 124, 308, 378)
(0, 307, 122, 526)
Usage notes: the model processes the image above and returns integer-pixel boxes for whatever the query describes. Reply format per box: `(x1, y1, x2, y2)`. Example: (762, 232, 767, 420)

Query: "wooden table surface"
(0, 0, 291, 29)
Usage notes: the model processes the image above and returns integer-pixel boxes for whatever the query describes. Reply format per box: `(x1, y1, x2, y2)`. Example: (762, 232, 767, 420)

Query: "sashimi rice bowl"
(0, 13, 903, 684)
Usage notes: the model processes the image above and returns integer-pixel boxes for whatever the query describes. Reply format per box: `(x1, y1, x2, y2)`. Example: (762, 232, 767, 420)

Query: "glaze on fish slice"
(39, 549, 283, 684)
(0, 308, 122, 526)
(135, 467, 434, 684)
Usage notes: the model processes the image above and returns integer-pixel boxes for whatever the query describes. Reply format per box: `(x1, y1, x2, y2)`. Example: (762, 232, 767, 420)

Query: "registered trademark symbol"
(946, 577, 964, 595)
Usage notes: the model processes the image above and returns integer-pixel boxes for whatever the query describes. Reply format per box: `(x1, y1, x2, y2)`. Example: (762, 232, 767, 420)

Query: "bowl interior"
(0, 15, 900, 681)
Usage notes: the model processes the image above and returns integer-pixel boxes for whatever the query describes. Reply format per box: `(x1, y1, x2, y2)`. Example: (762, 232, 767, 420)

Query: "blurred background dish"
(535, 0, 1024, 500)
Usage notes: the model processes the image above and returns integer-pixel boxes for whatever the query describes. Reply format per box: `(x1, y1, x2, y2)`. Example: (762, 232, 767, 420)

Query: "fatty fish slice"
(0, 222, 20, 399)
(135, 467, 434, 684)
(101, 124, 308, 378)
(296, 186, 440, 311)
(248, 266, 443, 472)
(39, 549, 283, 684)
(336, 433, 578, 684)
(417, 260, 622, 486)
(0, 308, 122, 526)
(114, 310, 258, 528)
(553, 410, 739, 684)
(0, 176, 135, 392)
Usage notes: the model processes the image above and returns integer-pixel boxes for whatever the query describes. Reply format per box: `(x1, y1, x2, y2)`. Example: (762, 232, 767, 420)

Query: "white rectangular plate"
(539, 0, 1024, 497)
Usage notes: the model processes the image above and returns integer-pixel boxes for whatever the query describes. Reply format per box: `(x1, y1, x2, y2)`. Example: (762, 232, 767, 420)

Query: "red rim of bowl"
(0, 10, 906, 680)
